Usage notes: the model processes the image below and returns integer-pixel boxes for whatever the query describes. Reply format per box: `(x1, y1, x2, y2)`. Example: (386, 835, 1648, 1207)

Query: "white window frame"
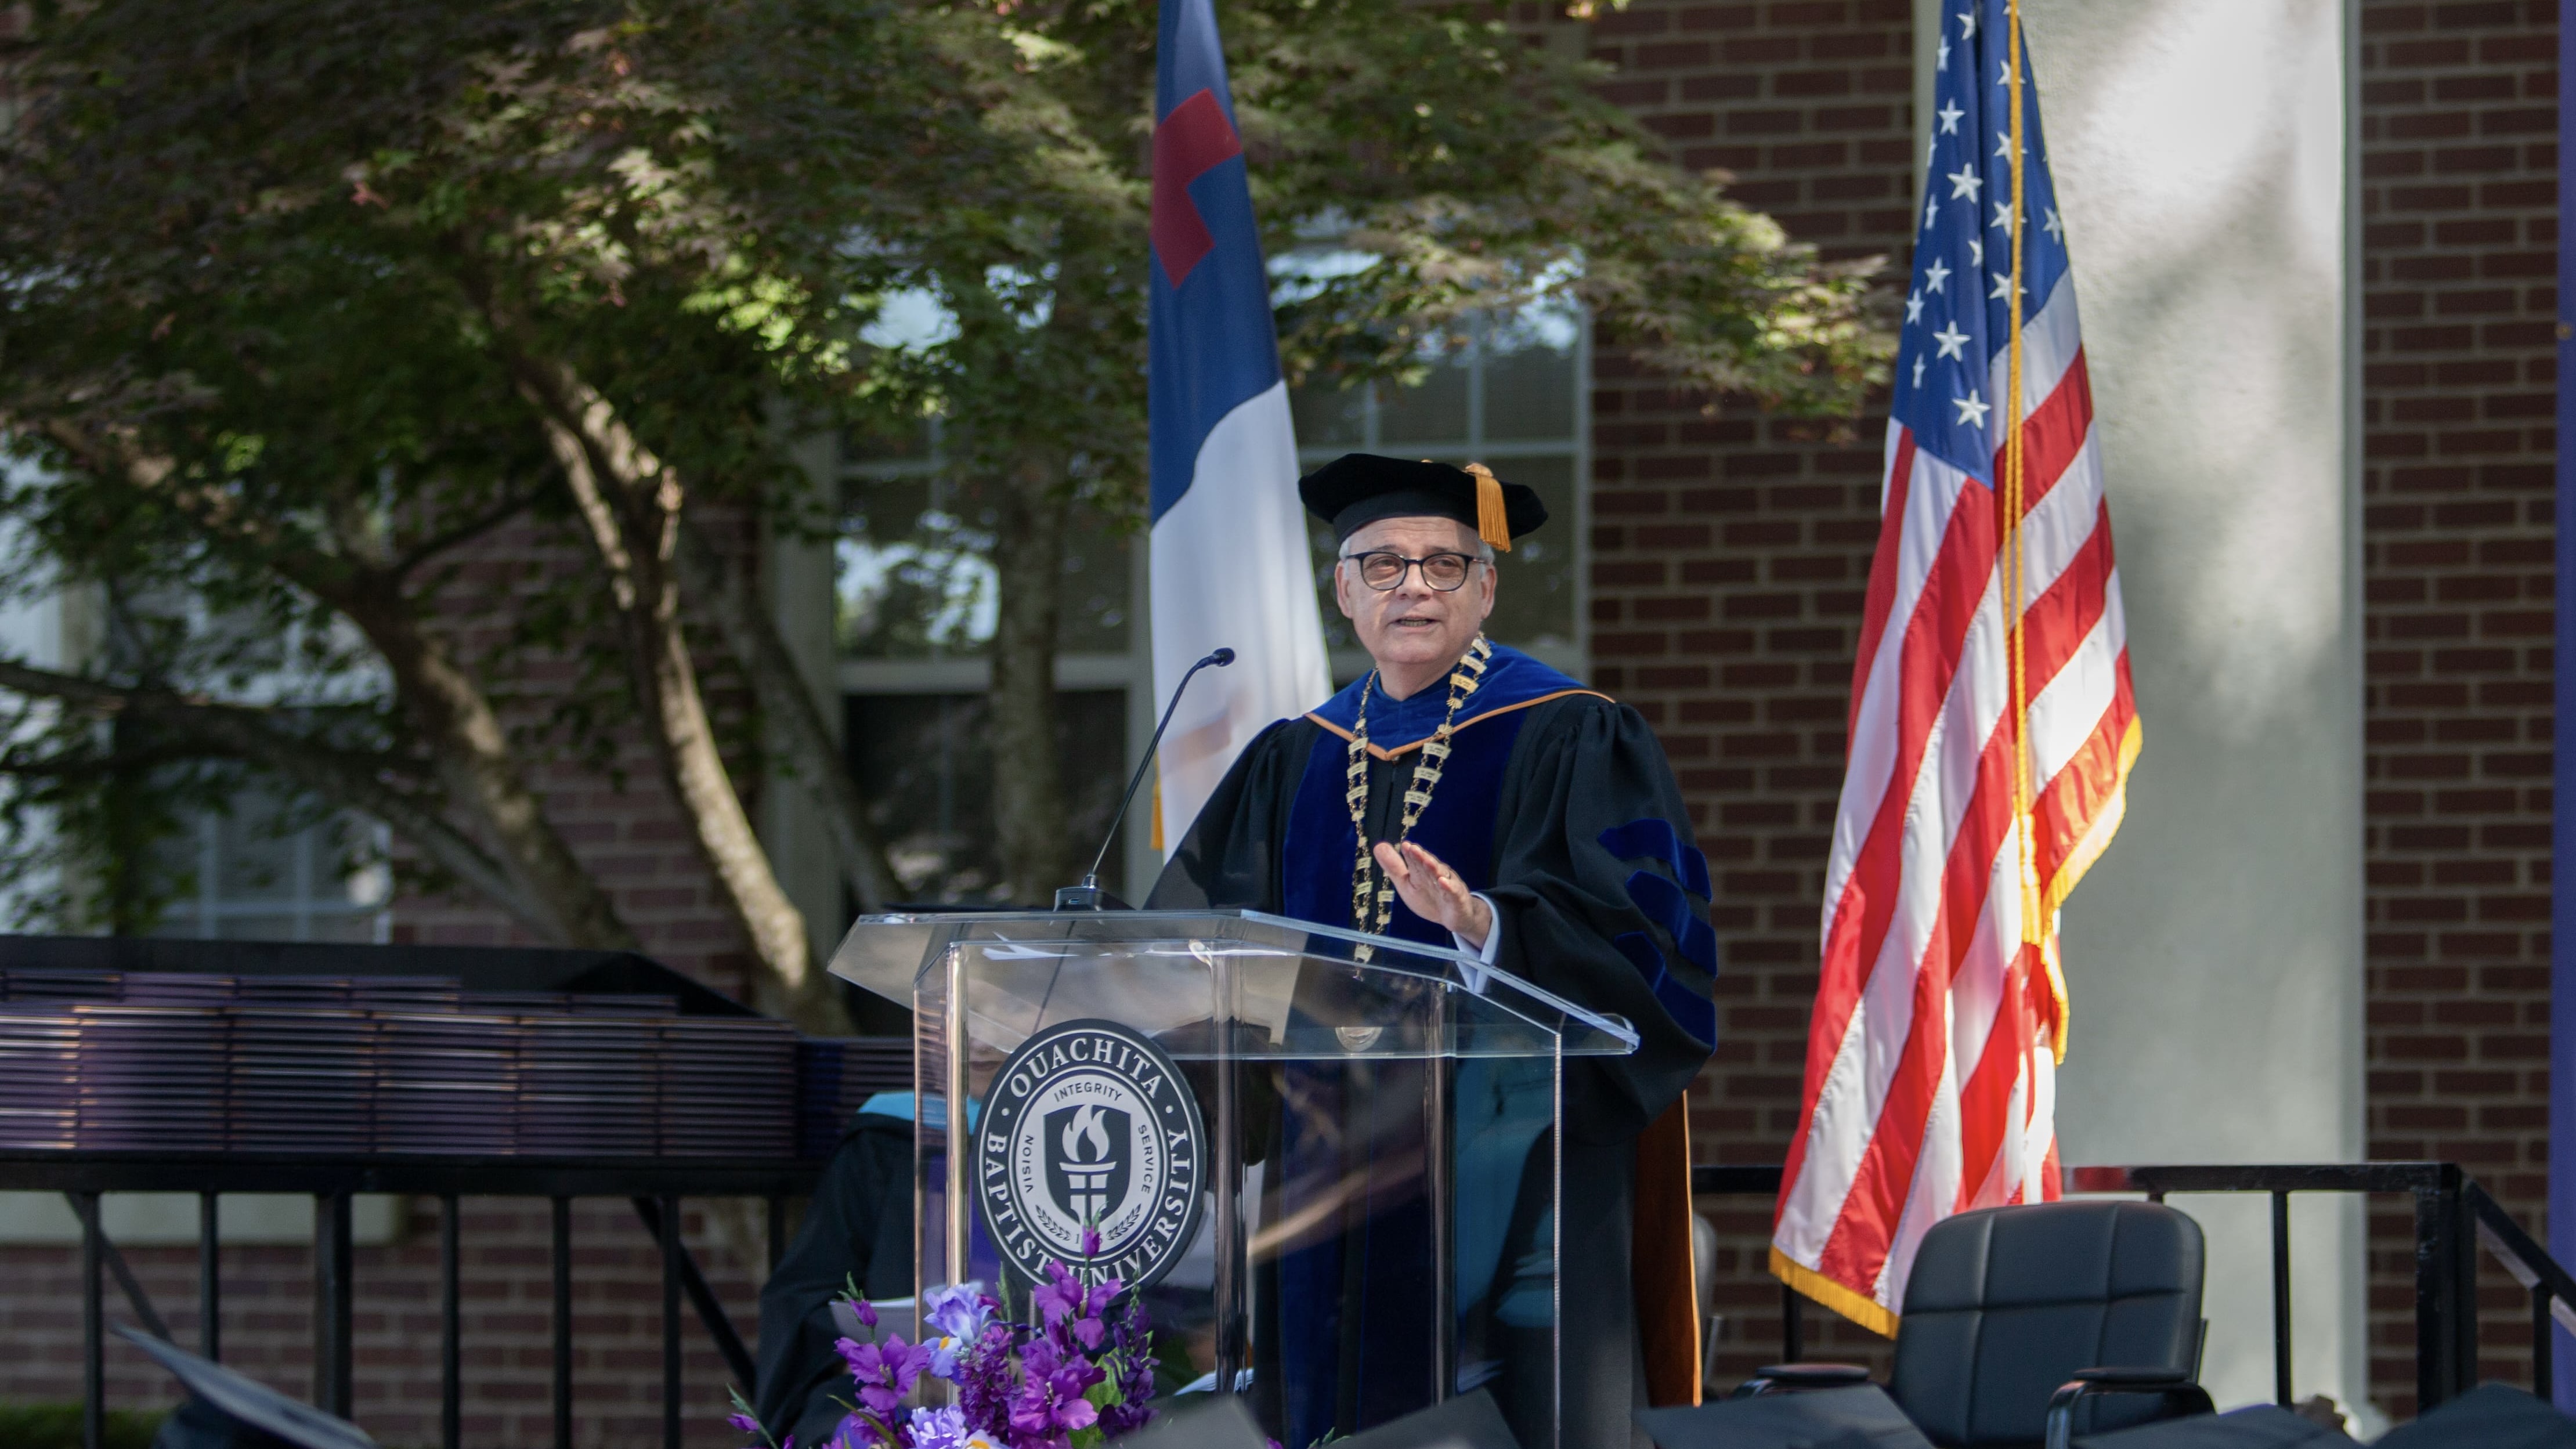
(161, 809, 392, 944)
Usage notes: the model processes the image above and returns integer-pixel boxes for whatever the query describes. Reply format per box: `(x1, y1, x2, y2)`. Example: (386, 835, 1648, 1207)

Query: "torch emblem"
(1043, 1103, 1133, 1226)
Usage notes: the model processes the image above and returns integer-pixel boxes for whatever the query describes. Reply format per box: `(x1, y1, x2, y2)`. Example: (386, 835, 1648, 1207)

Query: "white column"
(764, 428, 855, 959)
(1991, 0, 2371, 1422)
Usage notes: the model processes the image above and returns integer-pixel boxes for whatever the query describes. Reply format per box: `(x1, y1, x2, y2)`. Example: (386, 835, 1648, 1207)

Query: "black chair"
(1740, 1201, 2216, 1449)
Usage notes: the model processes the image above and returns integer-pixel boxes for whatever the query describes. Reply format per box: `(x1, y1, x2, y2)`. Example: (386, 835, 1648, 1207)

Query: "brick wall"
(1575, 0, 1919, 1382)
(2356, 0, 2559, 1415)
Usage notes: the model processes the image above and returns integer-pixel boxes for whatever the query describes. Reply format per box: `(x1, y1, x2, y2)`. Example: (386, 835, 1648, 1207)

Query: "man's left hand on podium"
(1371, 840, 1494, 952)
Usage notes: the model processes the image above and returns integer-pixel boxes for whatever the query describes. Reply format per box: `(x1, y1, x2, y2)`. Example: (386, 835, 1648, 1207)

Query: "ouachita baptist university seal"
(973, 1018, 1206, 1292)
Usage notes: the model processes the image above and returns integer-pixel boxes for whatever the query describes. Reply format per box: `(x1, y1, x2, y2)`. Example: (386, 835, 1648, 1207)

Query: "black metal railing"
(1, 1151, 823, 1449)
(1695, 1159, 2575, 1416)
(26, 1155, 2568, 1443)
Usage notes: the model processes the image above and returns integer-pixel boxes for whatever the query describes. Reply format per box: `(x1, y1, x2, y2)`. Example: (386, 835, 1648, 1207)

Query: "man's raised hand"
(1371, 840, 1494, 952)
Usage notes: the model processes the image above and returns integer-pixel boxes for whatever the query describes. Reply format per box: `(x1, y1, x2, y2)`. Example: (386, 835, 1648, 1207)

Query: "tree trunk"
(677, 522, 904, 912)
(349, 587, 638, 951)
(510, 352, 852, 1035)
(987, 456, 1077, 905)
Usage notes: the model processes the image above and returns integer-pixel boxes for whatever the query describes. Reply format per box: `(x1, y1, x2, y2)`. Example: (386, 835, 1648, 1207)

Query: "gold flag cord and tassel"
(2000, 0, 2065, 1061)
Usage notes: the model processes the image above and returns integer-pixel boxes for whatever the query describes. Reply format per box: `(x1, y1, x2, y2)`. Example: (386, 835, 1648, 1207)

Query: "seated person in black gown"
(752, 1097, 916, 1448)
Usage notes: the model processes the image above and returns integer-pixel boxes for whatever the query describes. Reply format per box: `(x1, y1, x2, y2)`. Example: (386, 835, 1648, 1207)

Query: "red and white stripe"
(1769, 273, 2140, 1334)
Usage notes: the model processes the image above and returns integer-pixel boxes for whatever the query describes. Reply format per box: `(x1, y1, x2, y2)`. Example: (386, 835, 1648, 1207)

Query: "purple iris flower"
(905, 1405, 973, 1449)
(921, 1281, 998, 1378)
(1096, 1296, 1159, 1436)
(726, 1401, 794, 1448)
(1012, 1329, 1105, 1436)
(913, 1404, 1004, 1449)
(923, 1281, 995, 1340)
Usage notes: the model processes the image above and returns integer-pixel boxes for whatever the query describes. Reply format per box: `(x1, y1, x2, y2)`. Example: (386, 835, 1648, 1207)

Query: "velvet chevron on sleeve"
(1484, 695, 1721, 1144)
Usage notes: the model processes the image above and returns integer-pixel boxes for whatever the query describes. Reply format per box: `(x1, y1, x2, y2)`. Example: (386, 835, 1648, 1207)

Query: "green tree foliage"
(0, 0, 1888, 989)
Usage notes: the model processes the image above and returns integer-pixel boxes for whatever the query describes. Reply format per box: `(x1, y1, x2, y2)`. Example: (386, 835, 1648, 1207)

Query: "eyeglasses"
(1342, 550, 1482, 592)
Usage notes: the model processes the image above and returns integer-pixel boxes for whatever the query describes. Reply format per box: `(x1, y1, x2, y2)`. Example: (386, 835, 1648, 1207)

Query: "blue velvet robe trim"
(1303, 644, 1592, 750)
(1280, 710, 1529, 944)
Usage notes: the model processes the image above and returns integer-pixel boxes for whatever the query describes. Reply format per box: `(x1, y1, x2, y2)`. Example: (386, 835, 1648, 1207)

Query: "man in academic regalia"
(1150, 454, 1719, 1449)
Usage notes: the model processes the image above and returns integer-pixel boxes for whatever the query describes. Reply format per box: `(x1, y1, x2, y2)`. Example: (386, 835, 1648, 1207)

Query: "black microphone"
(1055, 646, 1235, 911)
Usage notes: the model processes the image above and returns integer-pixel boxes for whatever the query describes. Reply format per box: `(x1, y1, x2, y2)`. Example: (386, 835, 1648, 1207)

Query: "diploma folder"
(1633, 1385, 1933, 1449)
(1118, 1397, 1273, 1449)
(113, 1324, 378, 1449)
(830, 908, 1638, 1449)
(2067, 1404, 2350, 1448)
(1340, 1390, 1522, 1449)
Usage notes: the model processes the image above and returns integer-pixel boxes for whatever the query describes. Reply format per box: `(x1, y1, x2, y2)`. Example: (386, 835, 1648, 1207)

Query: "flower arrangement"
(729, 1248, 1158, 1449)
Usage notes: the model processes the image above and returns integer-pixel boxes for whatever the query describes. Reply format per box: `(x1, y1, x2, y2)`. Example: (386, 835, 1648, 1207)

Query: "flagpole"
(2549, 0, 2576, 1408)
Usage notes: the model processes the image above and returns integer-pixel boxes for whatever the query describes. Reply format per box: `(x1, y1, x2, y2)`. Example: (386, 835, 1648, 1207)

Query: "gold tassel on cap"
(1465, 462, 1511, 553)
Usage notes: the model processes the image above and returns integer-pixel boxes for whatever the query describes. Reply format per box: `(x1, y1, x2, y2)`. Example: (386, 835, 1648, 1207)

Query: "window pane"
(1376, 363, 1470, 446)
(1290, 380, 1369, 449)
(1056, 512, 1131, 654)
(1482, 339, 1577, 442)
(840, 476, 1126, 657)
(844, 689, 1134, 903)
(214, 800, 299, 903)
(837, 478, 996, 660)
(146, 793, 379, 940)
(1480, 454, 1577, 649)
(843, 416, 937, 464)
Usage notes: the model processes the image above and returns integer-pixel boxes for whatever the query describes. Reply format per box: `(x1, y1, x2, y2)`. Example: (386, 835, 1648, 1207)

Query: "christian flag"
(1771, 0, 2138, 1334)
(1148, 0, 1331, 850)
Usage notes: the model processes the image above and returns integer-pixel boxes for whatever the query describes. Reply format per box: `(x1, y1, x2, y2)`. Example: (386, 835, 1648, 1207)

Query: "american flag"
(1769, 0, 2138, 1335)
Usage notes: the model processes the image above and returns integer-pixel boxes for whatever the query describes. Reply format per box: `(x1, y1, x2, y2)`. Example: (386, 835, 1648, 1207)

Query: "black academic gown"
(1150, 645, 1717, 1449)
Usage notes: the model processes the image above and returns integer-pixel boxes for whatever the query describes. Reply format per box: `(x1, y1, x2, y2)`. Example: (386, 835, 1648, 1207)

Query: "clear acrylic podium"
(829, 909, 1637, 1449)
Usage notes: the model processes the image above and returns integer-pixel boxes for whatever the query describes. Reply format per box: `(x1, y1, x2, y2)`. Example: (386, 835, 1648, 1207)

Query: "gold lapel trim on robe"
(1304, 688, 1611, 761)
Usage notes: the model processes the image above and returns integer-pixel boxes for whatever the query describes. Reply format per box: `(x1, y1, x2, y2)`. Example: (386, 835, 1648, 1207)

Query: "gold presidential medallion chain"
(1345, 635, 1493, 962)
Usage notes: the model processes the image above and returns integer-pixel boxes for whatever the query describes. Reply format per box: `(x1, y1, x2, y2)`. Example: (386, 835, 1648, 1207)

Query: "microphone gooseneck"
(1058, 646, 1235, 909)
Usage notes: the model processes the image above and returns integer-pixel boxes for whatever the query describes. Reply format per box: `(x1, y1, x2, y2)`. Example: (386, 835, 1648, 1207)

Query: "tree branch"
(30, 416, 362, 607)
(0, 658, 558, 937)
(391, 480, 542, 580)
